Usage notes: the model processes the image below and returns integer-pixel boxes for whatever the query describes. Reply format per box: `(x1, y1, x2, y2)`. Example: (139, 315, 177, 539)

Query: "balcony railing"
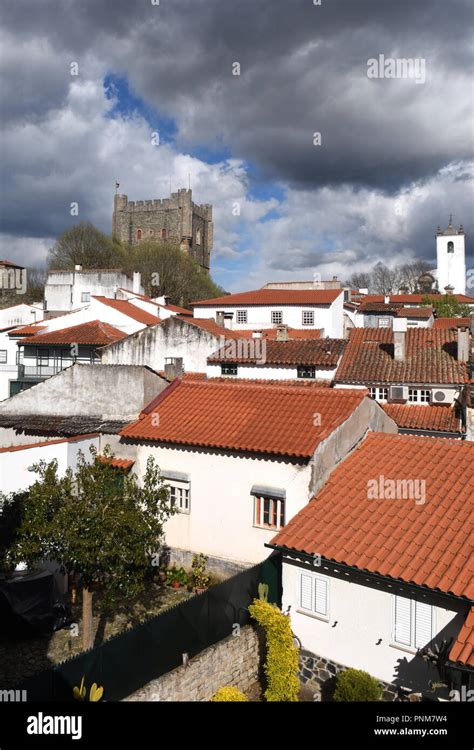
(17, 364, 65, 379)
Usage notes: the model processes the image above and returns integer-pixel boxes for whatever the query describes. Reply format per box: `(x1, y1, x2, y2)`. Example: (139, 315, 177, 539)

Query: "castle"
(112, 188, 213, 272)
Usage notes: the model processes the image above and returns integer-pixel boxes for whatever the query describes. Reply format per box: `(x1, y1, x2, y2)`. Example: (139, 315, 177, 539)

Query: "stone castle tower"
(112, 188, 213, 272)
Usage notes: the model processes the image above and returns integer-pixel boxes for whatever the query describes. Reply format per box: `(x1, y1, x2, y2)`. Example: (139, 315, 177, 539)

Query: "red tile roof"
(236, 328, 323, 340)
(382, 404, 461, 434)
(120, 379, 367, 458)
(97, 456, 135, 471)
(207, 338, 346, 366)
(191, 289, 342, 306)
(22, 320, 127, 346)
(165, 303, 192, 314)
(434, 317, 471, 329)
(335, 328, 468, 385)
(0, 433, 99, 453)
(93, 296, 161, 325)
(359, 294, 474, 305)
(9, 324, 47, 336)
(272, 432, 474, 599)
(449, 607, 474, 667)
(358, 302, 433, 318)
(397, 307, 434, 319)
(175, 316, 322, 341)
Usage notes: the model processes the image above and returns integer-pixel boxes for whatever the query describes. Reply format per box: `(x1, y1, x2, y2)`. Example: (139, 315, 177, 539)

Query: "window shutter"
(314, 578, 328, 616)
(414, 601, 432, 649)
(300, 573, 313, 610)
(394, 596, 412, 646)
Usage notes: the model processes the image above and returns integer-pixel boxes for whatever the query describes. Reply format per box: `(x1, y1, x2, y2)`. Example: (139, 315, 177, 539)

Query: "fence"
(18, 553, 281, 702)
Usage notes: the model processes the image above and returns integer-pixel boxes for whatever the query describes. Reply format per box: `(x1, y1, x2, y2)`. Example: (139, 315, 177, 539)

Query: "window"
(369, 386, 388, 401)
(0, 350, 7, 364)
(447, 241, 454, 253)
(221, 363, 237, 376)
(302, 310, 314, 326)
(136, 229, 142, 240)
(297, 365, 315, 379)
(81, 292, 90, 303)
(298, 571, 329, 620)
(236, 310, 248, 324)
(409, 389, 430, 403)
(393, 595, 433, 650)
(163, 476, 190, 513)
(196, 228, 201, 245)
(161, 228, 167, 240)
(254, 494, 285, 530)
(149, 229, 154, 236)
(38, 349, 49, 366)
(271, 311, 283, 325)
(378, 317, 391, 328)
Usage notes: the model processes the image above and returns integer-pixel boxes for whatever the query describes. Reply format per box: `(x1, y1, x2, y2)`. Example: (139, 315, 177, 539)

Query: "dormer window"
(136, 229, 142, 240)
(447, 241, 454, 253)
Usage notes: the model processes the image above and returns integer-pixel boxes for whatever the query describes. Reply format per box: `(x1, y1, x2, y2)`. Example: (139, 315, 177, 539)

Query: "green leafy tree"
(48, 223, 123, 270)
(7, 446, 177, 650)
(421, 294, 470, 318)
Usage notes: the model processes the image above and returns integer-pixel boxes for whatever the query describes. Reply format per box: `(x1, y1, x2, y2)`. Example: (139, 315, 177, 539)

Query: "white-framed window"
(253, 494, 285, 530)
(0, 350, 7, 364)
(369, 386, 389, 401)
(392, 595, 434, 650)
(271, 311, 283, 325)
(408, 388, 430, 403)
(81, 292, 90, 303)
(298, 570, 329, 620)
(221, 363, 237, 376)
(378, 317, 391, 328)
(302, 310, 314, 326)
(297, 365, 315, 379)
(236, 310, 248, 324)
(167, 479, 190, 514)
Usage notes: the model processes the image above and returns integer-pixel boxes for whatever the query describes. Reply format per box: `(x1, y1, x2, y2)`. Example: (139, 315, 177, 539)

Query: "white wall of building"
(206, 362, 337, 381)
(0, 304, 43, 329)
(0, 331, 23, 400)
(131, 443, 313, 566)
(282, 559, 467, 688)
(354, 314, 434, 329)
(193, 293, 344, 338)
(0, 435, 100, 494)
(45, 270, 142, 312)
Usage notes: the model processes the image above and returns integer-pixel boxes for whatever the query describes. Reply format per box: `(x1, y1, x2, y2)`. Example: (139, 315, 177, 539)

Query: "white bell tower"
(436, 217, 466, 295)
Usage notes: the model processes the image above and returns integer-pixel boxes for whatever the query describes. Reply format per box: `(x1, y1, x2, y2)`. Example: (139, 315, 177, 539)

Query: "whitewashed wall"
(206, 362, 337, 381)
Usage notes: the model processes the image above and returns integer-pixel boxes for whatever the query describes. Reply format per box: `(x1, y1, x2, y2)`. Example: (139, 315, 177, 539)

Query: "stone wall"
(169, 547, 247, 579)
(124, 625, 261, 702)
(299, 649, 401, 702)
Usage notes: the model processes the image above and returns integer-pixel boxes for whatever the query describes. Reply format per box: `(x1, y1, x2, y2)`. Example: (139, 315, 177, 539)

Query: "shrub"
(333, 668, 382, 702)
(211, 686, 248, 702)
(248, 598, 299, 702)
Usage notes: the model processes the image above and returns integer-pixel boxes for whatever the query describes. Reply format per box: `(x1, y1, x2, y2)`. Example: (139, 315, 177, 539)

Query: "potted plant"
(191, 553, 211, 594)
(166, 566, 188, 589)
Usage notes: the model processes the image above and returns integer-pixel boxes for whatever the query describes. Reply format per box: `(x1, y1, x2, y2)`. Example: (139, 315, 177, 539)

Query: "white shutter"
(414, 601, 433, 649)
(314, 578, 328, 616)
(300, 573, 313, 610)
(394, 596, 412, 646)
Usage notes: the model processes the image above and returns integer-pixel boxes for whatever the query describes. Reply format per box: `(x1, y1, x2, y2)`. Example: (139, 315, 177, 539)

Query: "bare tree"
(48, 223, 123, 270)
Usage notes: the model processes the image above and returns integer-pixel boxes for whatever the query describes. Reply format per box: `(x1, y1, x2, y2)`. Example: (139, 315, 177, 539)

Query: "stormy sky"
(1, 0, 473, 290)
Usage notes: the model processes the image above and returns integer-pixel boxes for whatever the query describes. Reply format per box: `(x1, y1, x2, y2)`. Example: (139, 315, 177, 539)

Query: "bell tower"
(436, 217, 466, 295)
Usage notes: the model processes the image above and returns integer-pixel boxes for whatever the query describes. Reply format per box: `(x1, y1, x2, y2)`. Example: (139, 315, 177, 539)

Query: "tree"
(7, 446, 177, 650)
(346, 272, 372, 291)
(122, 239, 226, 306)
(48, 223, 123, 270)
(421, 294, 470, 318)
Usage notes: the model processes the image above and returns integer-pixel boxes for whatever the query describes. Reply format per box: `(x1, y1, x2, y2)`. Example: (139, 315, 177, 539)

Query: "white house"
(270, 432, 474, 697)
(44, 268, 144, 312)
(119, 378, 396, 570)
(191, 288, 344, 338)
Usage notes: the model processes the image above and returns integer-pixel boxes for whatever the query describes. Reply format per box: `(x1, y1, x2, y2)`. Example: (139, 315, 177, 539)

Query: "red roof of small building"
(434, 317, 471, 329)
(0, 433, 99, 453)
(382, 404, 461, 434)
(359, 294, 474, 305)
(175, 316, 322, 341)
(191, 289, 342, 307)
(22, 320, 127, 346)
(272, 432, 474, 599)
(9, 324, 47, 336)
(93, 297, 161, 325)
(97, 456, 135, 471)
(335, 328, 468, 385)
(120, 379, 367, 458)
(207, 338, 346, 366)
(449, 607, 474, 667)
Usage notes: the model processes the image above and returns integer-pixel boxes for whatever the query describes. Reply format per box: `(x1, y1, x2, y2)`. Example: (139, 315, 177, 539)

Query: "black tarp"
(0, 569, 70, 637)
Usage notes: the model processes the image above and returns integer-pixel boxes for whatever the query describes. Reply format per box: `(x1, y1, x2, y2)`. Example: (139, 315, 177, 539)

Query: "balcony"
(17, 364, 65, 380)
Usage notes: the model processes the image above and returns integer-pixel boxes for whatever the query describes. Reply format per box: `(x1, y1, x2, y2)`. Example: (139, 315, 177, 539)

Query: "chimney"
(74, 264, 82, 271)
(276, 324, 289, 342)
(457, 327, 469, 363)
(252, 330, 263, 339)
(444, 285, 454, 295)
(215, 311, 225, 327)
(393, 317, 407, 362)
(164, 357, 183, 380)
(133, 272, 141, 294)
(384, 294, 390, 304)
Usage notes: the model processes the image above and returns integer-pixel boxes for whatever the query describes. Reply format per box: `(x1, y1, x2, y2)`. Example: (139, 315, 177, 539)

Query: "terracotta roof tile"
(382, 404, 462, 434)
(208, 338, 346, 366)
(335, 327, 468, 385)
(97, 456, 135, 471)
(93, 296, 161, 325)
(120, 379, 367, 458)
(359, 294, 474, 305)
(9, 324, 47, 336)
(192, 289, 342, 306)
(272, 433, 474, 599)
(449, 607, 474, 667)
(434, 317, 472, 329)
(22, 320, 127, 346)
(176, 317, 322, 341)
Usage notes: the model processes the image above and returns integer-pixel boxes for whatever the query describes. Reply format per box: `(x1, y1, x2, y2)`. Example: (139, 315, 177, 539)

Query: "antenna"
(449, 213, 453, 225)
(188, 173, 191, 191)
